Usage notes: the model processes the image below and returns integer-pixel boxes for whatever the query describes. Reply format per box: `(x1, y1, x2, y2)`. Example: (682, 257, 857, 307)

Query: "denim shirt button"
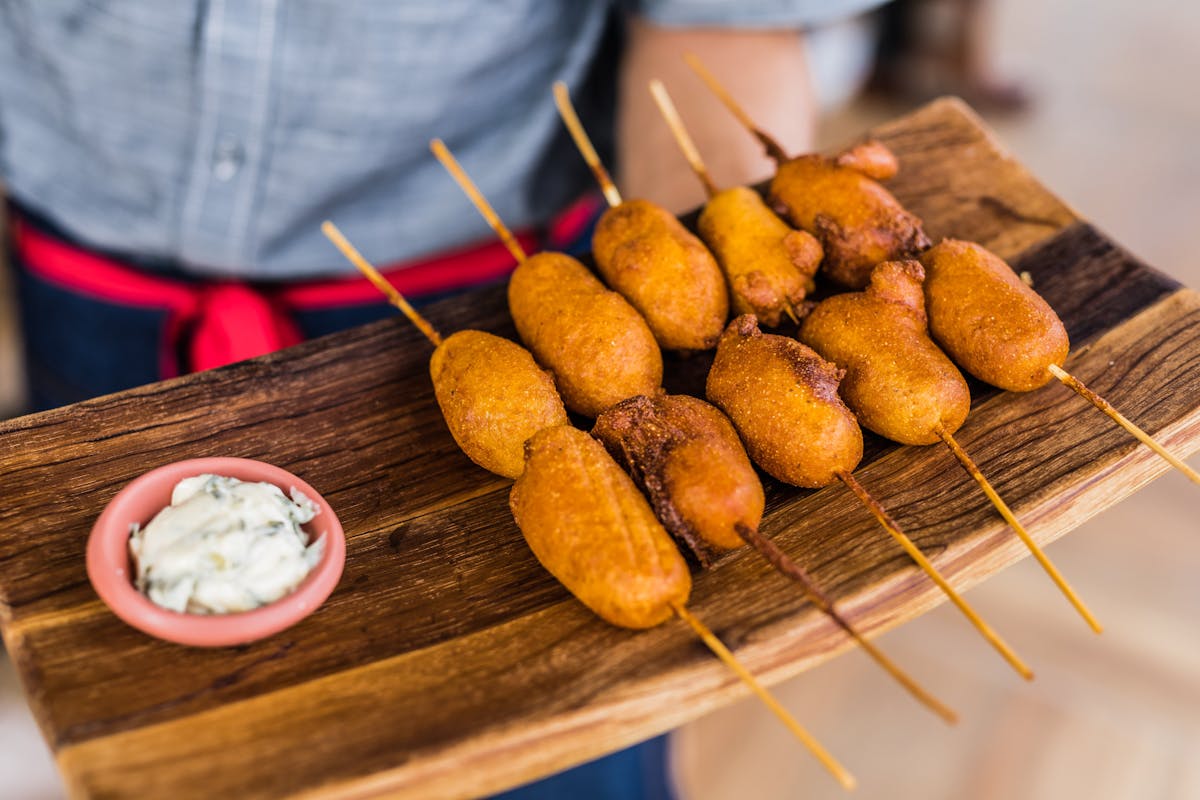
(212, 135, 245, 182)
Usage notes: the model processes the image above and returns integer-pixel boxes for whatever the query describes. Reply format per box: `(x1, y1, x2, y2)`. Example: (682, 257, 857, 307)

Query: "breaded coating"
(592, 391, 764, 566)
(698, 186, 822, 327)
(769, 140, 930, 289)
(800, 260, 971, 446)
(920, 240, 1069, 392)
(510, 425, 692, 629)
(834, 140, 899, 181)
(592, 199, 729, 351)
(508, 251, 663, 417)
(429, 330, 568, 479)
(706, 315, 863, 488)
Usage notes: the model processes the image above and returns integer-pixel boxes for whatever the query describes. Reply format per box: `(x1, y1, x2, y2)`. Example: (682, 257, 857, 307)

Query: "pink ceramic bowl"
(87, 457, 345, 647)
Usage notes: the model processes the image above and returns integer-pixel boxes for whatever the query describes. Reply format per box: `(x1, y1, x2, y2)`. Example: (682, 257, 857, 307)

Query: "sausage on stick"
(800, 259, 1101, 632)
(430, 139, 662, 418)
(683, 54, 930, 290)
(321, 221, 567, 478)
(647, 79, 822, 327)
(593, 390, 958, 723)
(707, 314, 1034, 680)
(513, 425, 856, 789)
(921, 239, 1200, 487)
(554, 82, 729, 351)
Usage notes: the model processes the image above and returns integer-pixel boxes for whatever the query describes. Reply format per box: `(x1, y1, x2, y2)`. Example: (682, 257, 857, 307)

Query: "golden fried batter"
(769, 140, 930, 289)
(508, 251, 663, 417)
(800, 260, 970, 446)
(698, 186, 822, 327)
(706, 315, 863, 488)
(921, 240, 1069, 392)
(510, 425, 692, 629)
(592, 391, 764, 565)
(834, 140, 899, 181)
(429, 330, 569, 479)
(591, 199, 728, 351)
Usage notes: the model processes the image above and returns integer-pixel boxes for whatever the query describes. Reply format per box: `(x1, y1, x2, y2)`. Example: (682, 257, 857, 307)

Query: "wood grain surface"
(2, 98, 1199, 800)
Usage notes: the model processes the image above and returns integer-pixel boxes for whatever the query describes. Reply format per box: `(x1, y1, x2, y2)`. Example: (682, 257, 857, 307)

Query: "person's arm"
(616, 18, 816, 213)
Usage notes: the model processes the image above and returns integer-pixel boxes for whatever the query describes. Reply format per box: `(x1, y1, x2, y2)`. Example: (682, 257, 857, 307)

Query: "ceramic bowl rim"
(86, 457, 345, 647)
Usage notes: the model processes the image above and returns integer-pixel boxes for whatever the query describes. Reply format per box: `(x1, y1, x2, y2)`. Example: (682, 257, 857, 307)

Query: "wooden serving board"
(3, 98, 1200, 800)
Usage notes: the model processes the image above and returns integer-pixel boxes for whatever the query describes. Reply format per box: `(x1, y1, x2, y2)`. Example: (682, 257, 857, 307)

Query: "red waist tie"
(12, 196, 600, 377)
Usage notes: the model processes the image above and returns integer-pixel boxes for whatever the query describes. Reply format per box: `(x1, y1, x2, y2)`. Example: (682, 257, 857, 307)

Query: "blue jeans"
(493, 737, 673, 800)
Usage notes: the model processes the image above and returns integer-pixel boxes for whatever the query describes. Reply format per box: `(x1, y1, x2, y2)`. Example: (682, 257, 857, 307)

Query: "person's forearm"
(616, 19, 816, 214)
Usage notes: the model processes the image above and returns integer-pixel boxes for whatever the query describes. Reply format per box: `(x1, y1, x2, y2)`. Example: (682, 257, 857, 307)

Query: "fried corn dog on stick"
(801, 259, 1101, 633)
(684, 53, 929, 289)
(769, 141, 930, 290)
(593, 390, 957, 723)
(321, 221, 567, 478)
(555, 81, 729, 351)
(592, 391, 760, 566)
(921, 240, 1068, 392)
(921, 238, 1200, 486)
(707, 315, 1033, 680)
(800, 260, 971, 447)
(647, 79, 821, 327)
(430, 139, 662, 417)
(513, 425, 856, 789)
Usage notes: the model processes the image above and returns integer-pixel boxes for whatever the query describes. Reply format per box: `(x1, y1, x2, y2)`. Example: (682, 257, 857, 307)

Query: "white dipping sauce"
(129, 474, 325, 614)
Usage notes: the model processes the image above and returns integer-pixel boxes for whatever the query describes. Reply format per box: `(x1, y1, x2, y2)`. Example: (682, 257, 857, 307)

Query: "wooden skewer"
(647, 79, 719, 198)
(670, 601, 857, 791)
(429, 139, 528, 264)
(836, 470, 1034, 680)
(735, 525, 957, 724)
(937, 426, 1102, 634)
(552, 81, 623, 208)
(321, 221, 443, 347)
(683, 52, 790, 164)
(1048, 363, 1200, 486)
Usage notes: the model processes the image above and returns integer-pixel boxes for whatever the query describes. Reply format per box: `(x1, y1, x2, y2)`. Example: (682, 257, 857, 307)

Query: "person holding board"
(0, 2, 886, 797)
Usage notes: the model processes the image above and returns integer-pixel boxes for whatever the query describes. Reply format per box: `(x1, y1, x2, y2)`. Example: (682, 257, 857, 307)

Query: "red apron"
(12, 195, 601, 378)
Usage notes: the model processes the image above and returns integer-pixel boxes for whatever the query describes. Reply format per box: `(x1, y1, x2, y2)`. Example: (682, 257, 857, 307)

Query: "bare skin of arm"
(617, 20, 816, 214)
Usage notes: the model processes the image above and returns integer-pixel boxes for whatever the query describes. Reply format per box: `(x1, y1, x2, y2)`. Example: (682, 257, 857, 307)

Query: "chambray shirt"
(0, 1, 881, 280)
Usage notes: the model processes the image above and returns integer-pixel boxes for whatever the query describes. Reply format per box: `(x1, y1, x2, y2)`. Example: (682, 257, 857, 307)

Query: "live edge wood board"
(2, 98, 1199, 800)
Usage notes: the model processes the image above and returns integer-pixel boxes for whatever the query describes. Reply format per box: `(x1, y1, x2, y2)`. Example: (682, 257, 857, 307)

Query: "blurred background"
(2, 0, 1198, 797)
